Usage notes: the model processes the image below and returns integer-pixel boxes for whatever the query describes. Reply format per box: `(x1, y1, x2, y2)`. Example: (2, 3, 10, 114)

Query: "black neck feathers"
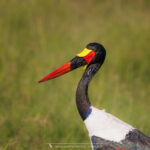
(76, 63, 101, 120)
(75, 42, 106, 120)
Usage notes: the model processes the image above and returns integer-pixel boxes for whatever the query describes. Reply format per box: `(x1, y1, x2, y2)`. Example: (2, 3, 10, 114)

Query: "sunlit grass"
(0, 0, 150, 149)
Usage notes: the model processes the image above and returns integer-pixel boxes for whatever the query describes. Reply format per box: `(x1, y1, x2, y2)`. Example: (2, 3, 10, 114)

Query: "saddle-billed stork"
(39, 43, 150, 150)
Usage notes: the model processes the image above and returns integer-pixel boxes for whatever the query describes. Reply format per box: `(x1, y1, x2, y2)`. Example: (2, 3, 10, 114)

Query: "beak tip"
(38, 80, 42, 83)
(38, 61, 71, 84)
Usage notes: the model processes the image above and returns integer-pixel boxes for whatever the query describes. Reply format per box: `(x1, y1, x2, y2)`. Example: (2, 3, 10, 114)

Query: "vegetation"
(0, 0, 150, 149)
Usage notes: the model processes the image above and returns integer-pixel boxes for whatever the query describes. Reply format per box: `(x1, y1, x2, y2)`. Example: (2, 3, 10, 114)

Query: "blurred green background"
(0, 0, 150, 149)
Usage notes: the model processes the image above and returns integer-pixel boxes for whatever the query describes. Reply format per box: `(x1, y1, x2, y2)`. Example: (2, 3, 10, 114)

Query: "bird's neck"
(76, 63, 101, 120)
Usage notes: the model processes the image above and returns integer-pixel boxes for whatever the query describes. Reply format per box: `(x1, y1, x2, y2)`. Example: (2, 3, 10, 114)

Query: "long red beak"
(38, 62, 71, 83)
(38, 49, 96, 83)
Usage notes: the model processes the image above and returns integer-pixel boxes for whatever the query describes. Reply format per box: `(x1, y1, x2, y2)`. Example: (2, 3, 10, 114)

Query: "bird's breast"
(84, 106, 134, 142)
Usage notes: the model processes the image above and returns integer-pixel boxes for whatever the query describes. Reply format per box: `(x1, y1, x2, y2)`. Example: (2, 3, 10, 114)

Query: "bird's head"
(39, 42, 106, 83)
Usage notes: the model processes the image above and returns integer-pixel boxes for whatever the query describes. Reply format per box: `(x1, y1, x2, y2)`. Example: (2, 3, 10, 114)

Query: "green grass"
(0, 0, 150, 149)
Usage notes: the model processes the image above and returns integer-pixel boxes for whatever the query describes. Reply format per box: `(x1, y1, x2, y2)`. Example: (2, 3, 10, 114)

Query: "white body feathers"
(84, 106, 134, 142)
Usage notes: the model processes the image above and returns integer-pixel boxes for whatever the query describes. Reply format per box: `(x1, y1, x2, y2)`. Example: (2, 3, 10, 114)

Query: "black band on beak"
(70, 56, 87, 70)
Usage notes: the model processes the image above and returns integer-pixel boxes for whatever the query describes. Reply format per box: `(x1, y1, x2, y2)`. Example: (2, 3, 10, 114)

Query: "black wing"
(122, 129, 150, 149)
(91, 136, 129, 150)
(91, 130, 150, 150)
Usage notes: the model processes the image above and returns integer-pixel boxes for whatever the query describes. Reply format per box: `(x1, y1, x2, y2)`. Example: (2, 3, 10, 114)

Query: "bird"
(39, 43, 150, 150)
